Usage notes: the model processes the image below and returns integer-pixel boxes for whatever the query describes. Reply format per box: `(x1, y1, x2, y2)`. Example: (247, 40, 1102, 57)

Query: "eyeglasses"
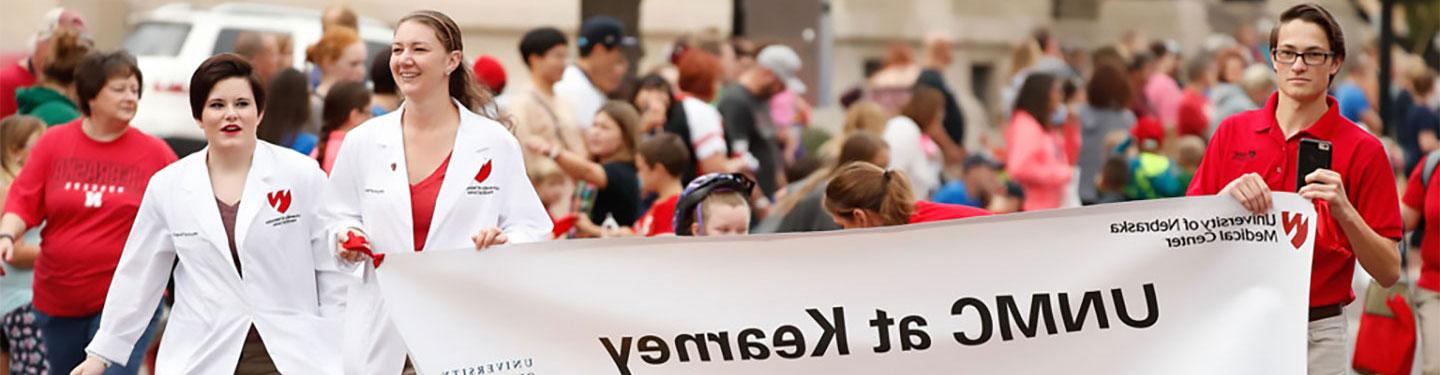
(1272, 49, 1334, 66)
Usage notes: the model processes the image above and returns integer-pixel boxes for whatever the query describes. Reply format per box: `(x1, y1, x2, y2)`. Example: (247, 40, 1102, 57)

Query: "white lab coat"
(87, 142, 346, 374)
(323, 100, 552, 375)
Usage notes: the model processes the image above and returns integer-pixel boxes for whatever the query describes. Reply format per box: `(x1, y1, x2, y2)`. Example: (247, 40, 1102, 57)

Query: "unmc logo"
(267, 190, 292, 214)
(474, 160, 493, 184)
(1282, 211, 1308, 249)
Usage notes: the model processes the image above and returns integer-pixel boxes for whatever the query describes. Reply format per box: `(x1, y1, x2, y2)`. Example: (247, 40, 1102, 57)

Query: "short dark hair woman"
(71, 53, 346, 374)
(0, 49, 177, 374)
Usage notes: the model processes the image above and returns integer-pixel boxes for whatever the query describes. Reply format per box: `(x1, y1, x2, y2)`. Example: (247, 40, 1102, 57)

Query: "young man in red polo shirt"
(1187, 4, 1402, 374)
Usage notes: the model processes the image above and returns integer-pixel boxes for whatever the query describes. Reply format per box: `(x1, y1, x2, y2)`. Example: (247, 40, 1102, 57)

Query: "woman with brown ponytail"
(313, 80, 372, 174)
(823, 162, 990, 229)
(322, 10, 551, 374)
(15, 27, 91, 125)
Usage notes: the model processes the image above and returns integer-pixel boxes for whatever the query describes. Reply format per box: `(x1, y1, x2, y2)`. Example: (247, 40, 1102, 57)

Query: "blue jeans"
(31, 305, 161, 375)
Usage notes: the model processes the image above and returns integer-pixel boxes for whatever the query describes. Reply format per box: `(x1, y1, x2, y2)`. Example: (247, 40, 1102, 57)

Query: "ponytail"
(823, 162, 915, 227)
(875, 169, 913, 226)
(42, 28, 92, 86)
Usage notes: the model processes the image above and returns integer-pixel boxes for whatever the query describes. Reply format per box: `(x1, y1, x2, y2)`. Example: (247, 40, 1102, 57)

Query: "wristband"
(0, 234, 14, 243)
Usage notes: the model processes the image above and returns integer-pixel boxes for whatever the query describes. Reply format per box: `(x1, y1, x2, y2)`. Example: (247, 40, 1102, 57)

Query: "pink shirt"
(1145, 73, 1183, 129)
(315, 130, 347, 175)
(1005, 111, 1074, 211)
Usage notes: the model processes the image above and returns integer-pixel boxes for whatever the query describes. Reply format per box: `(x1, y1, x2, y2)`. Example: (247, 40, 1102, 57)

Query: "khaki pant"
(1307, 314, 1347, 375)
(1417, 287, 1440, 375)
(236, 327, 279, 375)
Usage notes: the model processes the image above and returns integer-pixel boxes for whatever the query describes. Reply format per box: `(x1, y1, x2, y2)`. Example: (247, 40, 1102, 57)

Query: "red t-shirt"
(1188, 93, 1403, 307)
(0, 61, 37, 117)
(636, 194, 679, 236)
(409, 155, 450, 252)
(4, 120, 177, 317)
(908, 201, 991, 224)
(1402, 161, 1439, 292)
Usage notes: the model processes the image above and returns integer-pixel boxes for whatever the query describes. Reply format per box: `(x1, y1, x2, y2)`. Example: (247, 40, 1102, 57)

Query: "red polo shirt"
(1402, 161, 1439, 292)
(1188, 93, 1403, 308)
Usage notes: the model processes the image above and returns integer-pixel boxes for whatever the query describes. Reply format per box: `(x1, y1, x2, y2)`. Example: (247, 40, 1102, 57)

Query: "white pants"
(1417, 287, 1440, 375)
(1307, 314, 1347, 375)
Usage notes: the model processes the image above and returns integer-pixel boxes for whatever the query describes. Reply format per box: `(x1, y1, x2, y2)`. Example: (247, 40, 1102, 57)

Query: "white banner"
(375, 194, 1316, 375)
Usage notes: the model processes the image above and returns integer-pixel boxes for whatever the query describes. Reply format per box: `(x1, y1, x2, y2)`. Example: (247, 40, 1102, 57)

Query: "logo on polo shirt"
(1231, 150, 1257, 162)
(1281, 211, 1309, 250)
(467, 159, 500, 196)
(267, 190, 292, 214)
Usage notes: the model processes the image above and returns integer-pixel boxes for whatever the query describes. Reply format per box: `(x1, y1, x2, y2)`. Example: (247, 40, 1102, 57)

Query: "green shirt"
(15, 86, 80, 125)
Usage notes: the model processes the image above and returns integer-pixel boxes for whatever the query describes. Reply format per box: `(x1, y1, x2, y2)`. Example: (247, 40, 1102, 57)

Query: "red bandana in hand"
(342, 232, 385, 268)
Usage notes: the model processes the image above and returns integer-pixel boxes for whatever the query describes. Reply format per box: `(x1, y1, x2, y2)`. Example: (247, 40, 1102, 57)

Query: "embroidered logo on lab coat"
(467, 159, 500, 196)
(264, 189, 301, 227)
(267, 190, 293, 213)
(475, 160, 493, 183)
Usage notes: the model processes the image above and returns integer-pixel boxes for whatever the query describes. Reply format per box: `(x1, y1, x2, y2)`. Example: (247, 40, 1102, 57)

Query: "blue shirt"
(287, 133, 319, 156)
(1334, 82, 1369, 123)
(932, 180, 983, 208)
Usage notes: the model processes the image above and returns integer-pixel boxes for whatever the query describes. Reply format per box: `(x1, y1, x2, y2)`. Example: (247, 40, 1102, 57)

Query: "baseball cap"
(578, 15, 637, 52)
(1132, 116, 1165, 151)
(472, 55, 507, 93)
(756, 45, 805, 94)
(962, 153, 1002, 171)
(30, 8, 87, 48)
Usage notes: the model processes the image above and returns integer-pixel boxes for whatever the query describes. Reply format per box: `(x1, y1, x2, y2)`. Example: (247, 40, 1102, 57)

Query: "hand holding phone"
(1296, 138, 1332, 192)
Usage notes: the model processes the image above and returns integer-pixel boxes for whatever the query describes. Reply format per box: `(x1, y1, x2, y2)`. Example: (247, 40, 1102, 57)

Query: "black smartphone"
(1295, 138, 1332, 191)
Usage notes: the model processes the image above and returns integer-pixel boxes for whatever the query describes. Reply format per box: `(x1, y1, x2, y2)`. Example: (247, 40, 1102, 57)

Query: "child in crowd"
(1174, 135, 1206, 190)
(524, 101, 643, 237)
(1095, 155, 1131, 204)
(988, 180, 1027, 214)
(0, 115, 46, 374)
(674, 173, 755, 236)
(529, 157, 573, 226)
(1123, 117, 1182, 200)
(634, 133, 691, 236)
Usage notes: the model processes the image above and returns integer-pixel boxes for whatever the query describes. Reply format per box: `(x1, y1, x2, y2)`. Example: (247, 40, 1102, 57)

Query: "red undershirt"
(410, 154, 451, 252)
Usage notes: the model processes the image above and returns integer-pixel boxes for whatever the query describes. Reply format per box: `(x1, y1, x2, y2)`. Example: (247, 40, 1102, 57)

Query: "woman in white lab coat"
(72, 54, 346, 374)
(323, 10, 552, 375)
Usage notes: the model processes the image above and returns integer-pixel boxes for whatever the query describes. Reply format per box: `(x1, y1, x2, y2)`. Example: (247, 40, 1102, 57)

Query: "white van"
(121, 3, 392, 143)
